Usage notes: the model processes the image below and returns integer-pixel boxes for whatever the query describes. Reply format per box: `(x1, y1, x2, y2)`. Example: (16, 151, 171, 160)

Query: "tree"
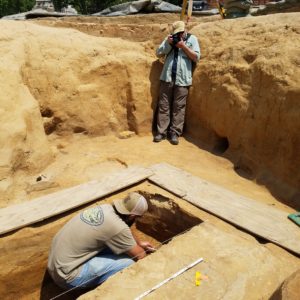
(0, 0, 34, 17)
(53, 0, 69, 12)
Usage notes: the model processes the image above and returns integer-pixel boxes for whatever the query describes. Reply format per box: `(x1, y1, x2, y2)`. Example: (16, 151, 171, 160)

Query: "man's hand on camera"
(167, 35, 173, 45)
(176, 40, 185, 49)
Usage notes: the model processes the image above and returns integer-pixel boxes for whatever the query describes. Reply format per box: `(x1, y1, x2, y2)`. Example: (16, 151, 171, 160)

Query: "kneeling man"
(47, 192, 153, 289)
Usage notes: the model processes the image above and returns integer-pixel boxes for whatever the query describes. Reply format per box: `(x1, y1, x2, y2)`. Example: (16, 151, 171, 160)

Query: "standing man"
(154, 21, 200, 145)
(47, 192, 154, 289)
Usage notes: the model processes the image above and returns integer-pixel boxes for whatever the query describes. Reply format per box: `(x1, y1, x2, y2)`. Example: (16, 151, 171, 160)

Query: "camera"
(172, 33, 181, 46)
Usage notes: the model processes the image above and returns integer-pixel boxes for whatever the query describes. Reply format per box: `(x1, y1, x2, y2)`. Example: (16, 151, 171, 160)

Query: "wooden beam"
(0, 166, 152, 235)
(149, 163, 300, 255)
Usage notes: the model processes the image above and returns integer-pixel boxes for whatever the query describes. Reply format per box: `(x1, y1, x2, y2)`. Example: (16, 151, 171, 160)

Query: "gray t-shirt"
(47, 204, 136, 285)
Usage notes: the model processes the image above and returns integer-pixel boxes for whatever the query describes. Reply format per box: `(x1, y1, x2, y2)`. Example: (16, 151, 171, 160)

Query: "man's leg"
(169, 85, 189, 142)
(155, 81, 174, 139)
(66, 252, 134, 289)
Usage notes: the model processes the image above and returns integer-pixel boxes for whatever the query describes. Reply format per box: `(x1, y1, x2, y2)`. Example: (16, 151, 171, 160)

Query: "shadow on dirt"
(40, 270, 91, 300)
(184, 130, 300, 211)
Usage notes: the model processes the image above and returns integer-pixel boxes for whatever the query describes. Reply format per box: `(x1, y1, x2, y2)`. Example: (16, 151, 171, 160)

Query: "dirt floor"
(0, 11, 299, 300)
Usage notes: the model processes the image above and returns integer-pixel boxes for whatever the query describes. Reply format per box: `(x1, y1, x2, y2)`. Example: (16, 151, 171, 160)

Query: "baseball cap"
(172, 21, 185, 35)
(114, 192, 148, 216)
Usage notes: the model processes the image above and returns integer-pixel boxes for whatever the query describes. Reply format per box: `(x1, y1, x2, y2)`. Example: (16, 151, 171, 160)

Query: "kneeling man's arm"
(126, 244, 147, 260)
(126, 233, 155, 260)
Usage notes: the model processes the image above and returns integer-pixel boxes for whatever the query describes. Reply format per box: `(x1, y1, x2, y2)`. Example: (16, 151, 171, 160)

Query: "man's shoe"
(169, 133, 179, 145)
(153, 134, 166, 143)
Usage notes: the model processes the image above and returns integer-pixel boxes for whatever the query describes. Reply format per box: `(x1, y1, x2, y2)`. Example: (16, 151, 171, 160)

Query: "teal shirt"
(156, 34, 200, 86)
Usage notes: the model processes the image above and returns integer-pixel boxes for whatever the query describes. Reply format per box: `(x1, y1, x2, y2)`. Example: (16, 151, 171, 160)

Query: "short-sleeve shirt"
(47, 204, 136, 284)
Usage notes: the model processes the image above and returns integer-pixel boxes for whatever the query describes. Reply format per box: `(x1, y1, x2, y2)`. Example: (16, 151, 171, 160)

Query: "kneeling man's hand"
(139, 241, 156, 253)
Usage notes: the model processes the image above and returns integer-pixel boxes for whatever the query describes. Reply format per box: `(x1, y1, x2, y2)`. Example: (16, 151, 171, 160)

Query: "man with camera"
(153, 21, 200, 145)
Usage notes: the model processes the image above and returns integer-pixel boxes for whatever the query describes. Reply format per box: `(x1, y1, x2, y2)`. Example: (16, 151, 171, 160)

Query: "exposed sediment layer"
(0, 13, 299, 205)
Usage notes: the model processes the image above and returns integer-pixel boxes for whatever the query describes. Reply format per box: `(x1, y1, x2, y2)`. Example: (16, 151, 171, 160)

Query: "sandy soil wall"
(0, 13, 299, 206)
(187, 13, 300, 204)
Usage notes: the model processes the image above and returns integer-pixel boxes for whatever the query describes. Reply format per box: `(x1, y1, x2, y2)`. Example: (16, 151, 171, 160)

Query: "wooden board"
(0, 166, 152, 235)
(149, 163, 300, 255)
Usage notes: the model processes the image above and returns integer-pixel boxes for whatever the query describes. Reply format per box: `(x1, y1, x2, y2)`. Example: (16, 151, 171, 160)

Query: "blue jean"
(65, 249, 134, 289)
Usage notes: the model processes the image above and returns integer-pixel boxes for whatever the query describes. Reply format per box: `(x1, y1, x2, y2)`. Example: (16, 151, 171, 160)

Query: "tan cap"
(114, 192, 148, 216)
(172, 21, 185, 35)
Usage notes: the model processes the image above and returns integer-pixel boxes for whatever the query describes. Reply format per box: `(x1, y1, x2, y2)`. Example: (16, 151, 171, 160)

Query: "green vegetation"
(0, 0, 182, 17)
(0, 0, 35, 17)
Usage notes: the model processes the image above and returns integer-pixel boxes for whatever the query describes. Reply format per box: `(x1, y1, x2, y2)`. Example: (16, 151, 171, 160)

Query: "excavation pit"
(0, 191, 202, 300)
(0, 12, 299, 300)
(134, 192, 203, 246)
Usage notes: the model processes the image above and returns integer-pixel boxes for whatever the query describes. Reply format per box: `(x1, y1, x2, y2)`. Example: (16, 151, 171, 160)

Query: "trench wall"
(0, 13, 299, 206)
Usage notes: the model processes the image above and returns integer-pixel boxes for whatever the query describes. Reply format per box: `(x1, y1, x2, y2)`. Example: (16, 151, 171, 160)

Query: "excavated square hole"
(1, 189, 203, 300)
(132, 191, 203, 247)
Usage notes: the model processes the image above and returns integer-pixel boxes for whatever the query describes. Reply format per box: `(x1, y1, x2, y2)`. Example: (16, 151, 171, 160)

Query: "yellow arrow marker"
(195, 271, 201, 286)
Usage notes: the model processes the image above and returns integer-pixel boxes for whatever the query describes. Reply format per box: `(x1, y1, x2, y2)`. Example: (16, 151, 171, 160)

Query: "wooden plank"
(0, 166, 152, 235)
(150, 163, 300, 255)
(148, 164, 187, 198)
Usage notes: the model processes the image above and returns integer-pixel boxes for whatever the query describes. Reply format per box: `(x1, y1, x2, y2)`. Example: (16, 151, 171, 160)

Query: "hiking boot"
(153, 133, 166, 143)
(169, 132, 179, 145)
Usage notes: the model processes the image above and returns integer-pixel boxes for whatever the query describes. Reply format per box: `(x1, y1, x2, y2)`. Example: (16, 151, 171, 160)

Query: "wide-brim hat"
(172, 21, 185, 35)
(114, 192, 148, 216)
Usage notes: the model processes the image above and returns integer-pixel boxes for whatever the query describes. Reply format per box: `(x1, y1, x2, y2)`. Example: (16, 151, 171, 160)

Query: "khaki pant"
(156, 80, 189, 136)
